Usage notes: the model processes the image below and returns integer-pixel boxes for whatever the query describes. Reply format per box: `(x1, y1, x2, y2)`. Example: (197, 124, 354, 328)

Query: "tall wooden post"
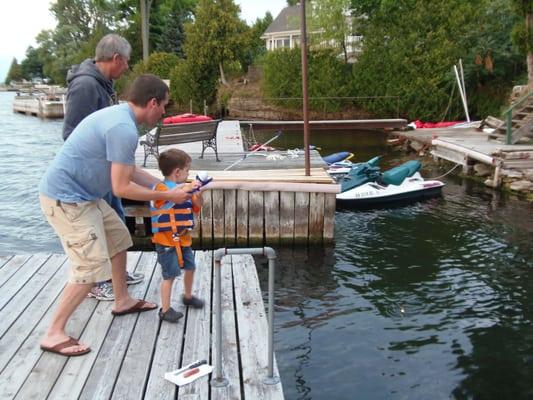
(300, 0, 311, 176)
(140, 0, 151, 62)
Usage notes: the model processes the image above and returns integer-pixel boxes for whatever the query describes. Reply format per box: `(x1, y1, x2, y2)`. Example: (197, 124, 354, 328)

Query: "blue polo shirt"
(39, 103, 139, 202)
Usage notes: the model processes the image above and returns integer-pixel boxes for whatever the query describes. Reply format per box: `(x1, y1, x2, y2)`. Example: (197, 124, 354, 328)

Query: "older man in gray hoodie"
(63, 34, 131, 140)
(62, 34, 142, 300)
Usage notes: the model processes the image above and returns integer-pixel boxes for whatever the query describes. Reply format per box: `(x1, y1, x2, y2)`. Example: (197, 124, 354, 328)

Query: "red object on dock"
(163, 113, 212, 125)
(413, 120, 462, 129)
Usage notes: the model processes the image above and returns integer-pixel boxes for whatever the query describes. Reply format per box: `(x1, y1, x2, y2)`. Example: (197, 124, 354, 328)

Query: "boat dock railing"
(212, 247, 280, 387)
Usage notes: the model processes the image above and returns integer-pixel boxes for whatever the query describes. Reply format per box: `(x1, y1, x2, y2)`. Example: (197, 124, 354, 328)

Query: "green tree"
(245, 12, 274, 65)
(287, 0, 299, 6)
(20, 47, 44, 81)
(352, 0, 523, 120)
(35, 0, 123, 83)
(5, 58, 23, 84)
(309, 0, 354, 63)
(510, 0, 533, 87)
(184, 0, 250, 86)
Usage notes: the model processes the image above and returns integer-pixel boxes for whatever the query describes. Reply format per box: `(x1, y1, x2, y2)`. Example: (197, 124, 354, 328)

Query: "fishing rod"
(223, 130, 283, 171)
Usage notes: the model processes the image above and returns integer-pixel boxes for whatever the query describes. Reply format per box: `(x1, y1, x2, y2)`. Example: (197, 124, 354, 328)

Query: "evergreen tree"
(20, 47, 44, 81)
(5, 58, 23, 84)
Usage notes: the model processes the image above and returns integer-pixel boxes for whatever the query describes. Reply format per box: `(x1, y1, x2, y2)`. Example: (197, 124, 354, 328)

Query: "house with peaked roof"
(260, 4, 363, 62)
(261, 5, 301, 51)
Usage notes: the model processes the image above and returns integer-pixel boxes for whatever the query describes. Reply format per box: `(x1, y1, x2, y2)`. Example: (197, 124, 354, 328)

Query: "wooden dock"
(238, 118, 407, 130)
(392, 127, 533, 192)
(0, 252, 284, 400)
(12, 94, 64, 118)
(132, 121, 340, 246)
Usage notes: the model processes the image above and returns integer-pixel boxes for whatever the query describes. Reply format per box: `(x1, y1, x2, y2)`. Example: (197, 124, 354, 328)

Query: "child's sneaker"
(158, 307, 184, 323)
(87, 282, 114, 301)
(182, 295, 204, 309)
(126, 272, 144, 285)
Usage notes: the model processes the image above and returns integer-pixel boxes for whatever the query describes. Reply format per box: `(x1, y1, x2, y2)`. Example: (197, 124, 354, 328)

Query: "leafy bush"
(262, 48, 352, 111)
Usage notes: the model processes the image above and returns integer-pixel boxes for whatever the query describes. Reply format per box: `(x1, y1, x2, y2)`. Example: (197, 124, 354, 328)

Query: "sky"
(0, 0, 288, 82)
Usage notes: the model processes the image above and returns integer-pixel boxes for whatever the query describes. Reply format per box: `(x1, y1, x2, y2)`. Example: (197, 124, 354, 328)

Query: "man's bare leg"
(111, 250, 156, 313)
(40, 282, 92, 352)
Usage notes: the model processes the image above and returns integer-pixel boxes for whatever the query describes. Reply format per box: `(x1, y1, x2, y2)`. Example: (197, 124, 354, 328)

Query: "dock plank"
(14, 296, 98, 400)
(0, 255, 32, 289)
(294, 192, 310, 244)
(280, 192, 295, 245)
(48, 252, 143, 400)
(265, 192, 280, 246)
(212, 189, 225, 247)
(0, 254, 50, 311)
(112, 257, 164, 400)
(200, 190, 213, 248)
(236, 190, 249, 246)
(77, 252, 156, 400)
(232, 255, 283, 399)
(0, 251, 284, 400)
(0, 254, 65, 337)
(179, 251, 213, 399)
(0, 255, 13, 269)
(224, 189, 237, 246)
(143, 273, 187, 400)
(211, 255, 242, 400)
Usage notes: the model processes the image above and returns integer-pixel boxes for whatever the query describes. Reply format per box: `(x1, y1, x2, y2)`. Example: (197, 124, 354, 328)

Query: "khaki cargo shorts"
(40, 194, 133, 284)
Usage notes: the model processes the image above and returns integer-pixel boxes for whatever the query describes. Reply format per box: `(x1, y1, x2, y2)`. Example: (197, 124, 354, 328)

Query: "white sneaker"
(87, 282, 114, 301)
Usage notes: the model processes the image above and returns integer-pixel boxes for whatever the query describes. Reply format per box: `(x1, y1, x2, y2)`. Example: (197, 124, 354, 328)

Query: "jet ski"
(322, 151, 355, 176)
(335, 157, 444, 208)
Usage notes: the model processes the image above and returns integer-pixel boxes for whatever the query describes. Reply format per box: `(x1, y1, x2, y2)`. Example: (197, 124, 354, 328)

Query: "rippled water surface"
(1, 92, 532, 398)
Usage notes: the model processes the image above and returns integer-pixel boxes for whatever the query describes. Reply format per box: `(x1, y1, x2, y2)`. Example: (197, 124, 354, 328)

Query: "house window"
(276, 37, 290, 49)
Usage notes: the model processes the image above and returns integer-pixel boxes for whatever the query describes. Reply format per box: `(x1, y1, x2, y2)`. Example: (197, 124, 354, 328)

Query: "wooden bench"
(140, 119, 221, 166)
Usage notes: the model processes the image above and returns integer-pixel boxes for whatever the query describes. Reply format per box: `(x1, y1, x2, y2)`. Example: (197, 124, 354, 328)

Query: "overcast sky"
(0, 0, 287, 82)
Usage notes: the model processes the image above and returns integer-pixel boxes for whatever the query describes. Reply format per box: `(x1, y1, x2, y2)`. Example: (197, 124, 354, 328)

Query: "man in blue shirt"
(39, 74, 191, 356)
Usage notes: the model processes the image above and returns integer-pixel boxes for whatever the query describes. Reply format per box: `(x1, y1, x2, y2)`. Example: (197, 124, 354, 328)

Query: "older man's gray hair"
(95, 34, 131, 61)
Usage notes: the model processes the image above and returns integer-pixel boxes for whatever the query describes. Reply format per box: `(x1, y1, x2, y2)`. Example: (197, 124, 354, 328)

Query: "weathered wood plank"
(279, 192, 295, 245)
(323, 193, 336, 241)
(0, 254, 50, 311)
(232, 255, 284, 400)
(111, 258, 164, 400)
(0, 255, 13, 270)
(0, 255, 32, 289)
(248, 191, 264, 246)
(35, 252, 143, 400)
(0, 255, 65, 337)
(200, 190, 213, 249)
(224, 189, 236, 247)
(0, 291, 63, 399)
(143, 273, 187, 400)
(294, 192, 310, 245)
(264, 192, 280, 246)
(13, 296, 99, 400)
(178, 251, 212, 399)
(236, 190, 249, 247)
(212, 189, 225, 248)
(211, 255, 241, 400)
(75, 252, 157, 400)
(309, 192, 325, 244)
(0, 257, 69, 373)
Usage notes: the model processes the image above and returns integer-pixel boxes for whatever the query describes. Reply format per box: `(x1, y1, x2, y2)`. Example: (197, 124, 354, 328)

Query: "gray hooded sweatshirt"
(62, 59, 117, 141)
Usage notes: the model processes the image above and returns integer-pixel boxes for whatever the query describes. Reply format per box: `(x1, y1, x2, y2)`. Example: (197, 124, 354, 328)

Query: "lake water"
(1, 91, 532, 399)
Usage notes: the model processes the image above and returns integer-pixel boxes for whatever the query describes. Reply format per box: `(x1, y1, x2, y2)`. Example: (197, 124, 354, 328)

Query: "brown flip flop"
(111, 299, 158, 316)
(40, 337, 91, 357)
